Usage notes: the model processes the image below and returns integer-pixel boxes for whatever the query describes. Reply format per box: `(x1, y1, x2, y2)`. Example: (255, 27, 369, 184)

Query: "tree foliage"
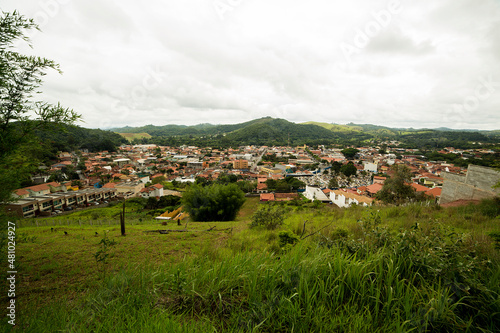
(340, 162, 357, 178)
(0, 11, 80, 204)
(328, 177, 339, 188)
(265, 177, 305, 193)
(250, 204, 286, 230)
(341, 148, 359, 159)
(376, 165, 416, 205)
(181, 183, 245, 222)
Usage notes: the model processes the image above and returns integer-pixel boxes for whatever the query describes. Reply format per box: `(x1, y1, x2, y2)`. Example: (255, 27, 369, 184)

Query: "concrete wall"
(440, 165, 500, 204)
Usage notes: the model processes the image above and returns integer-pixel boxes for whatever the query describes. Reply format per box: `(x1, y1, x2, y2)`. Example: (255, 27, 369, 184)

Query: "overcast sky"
(2, 0, 500, 130)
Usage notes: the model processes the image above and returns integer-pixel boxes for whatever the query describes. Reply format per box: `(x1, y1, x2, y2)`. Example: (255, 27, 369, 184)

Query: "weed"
(93, 232, 117, 278)
(250, 204, 287, 230)
(489, 231, 500, 250)
(278, 230, 299, 250)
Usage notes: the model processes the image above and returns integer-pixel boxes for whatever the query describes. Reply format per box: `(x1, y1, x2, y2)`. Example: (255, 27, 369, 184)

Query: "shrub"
(250, 204, 287, 230)
(330, 227, 349, 240)
(488, 231, 500, 250)
(278, 230, 299, 248)
(182, 183, 245, 222)
(478, 197, 500, 218)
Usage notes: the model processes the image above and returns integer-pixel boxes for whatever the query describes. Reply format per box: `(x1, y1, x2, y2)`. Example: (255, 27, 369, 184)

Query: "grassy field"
(116, 132, 152, 142)
(2, 197, 500, 332)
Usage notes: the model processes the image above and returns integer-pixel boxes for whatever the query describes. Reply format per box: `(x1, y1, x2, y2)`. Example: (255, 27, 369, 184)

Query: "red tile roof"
(257, 183, 268, 190)
(366, 183, 383, 194)
(425, 187, 442, 197)
(14, 189, 29, 196)
(411, 183, 430, 192)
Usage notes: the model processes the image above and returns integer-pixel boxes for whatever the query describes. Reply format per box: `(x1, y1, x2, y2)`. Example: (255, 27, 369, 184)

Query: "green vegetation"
(341, 147, 359, 159)
(250, 204, 287, 230)
(0, 12, 81, 207)
(3, 197, 500, 332)
(114, 117, 500, 149)
(33, 123, 127, 154)
(376, 165, 423, 205)
(182, 183, 246, 222)
(265, 177, 305, 192)
(340, 161, 358, 177)
(302, 121, 364, 134)
(418, 150, 500, 169)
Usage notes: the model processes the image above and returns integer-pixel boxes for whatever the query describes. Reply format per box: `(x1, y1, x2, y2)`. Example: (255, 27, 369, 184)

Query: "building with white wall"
(303, 185, 330, 202)
(329, 190, 373, 208)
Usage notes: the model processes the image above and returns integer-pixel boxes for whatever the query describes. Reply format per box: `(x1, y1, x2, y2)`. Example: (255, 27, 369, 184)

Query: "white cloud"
(2, 0, 500, 130)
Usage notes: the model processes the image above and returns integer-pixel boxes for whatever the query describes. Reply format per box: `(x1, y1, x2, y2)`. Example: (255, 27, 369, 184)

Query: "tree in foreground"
(376, 164, 416, 205)
(0, 11, 81, 205)
(182, 183, 245, 222)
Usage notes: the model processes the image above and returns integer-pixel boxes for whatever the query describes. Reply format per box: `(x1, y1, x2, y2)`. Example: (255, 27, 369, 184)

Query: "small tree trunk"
(120, 200, 126, 236)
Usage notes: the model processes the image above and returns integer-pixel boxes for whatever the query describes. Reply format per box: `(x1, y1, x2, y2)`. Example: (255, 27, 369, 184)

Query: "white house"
(304, 185, 330, 202)
(140, 183, 164, 198)
(113, 158, 131, 167)
(330, 190, 373, 208)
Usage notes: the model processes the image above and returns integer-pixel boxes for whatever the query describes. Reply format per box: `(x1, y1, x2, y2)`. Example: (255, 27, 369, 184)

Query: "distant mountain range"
(111, 117, 499, 148)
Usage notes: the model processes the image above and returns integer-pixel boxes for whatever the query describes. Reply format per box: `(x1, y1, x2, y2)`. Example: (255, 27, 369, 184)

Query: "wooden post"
(120, 200, 126, 236)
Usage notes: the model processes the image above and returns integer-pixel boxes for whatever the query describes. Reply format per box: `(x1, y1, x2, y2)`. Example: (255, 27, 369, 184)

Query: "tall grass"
(15, 224, 500, 332)
(8, 199, 500, 332)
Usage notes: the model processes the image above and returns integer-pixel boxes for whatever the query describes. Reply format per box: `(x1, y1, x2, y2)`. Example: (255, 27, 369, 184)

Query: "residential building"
(140, 184, 164, 198)
(330, 190, 373, 208)
(115, 181, 145, 198)
(304, 186, 330, 202)
(233, 159, 249, 170)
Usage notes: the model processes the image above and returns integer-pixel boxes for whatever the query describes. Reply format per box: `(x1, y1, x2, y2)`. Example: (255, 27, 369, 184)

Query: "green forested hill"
(224, 118, 340, 145)
(34, 123, 128, 153)
(112, 118, 269, 137)
(111, 117, 499, 148)
(113, 117, 373, 146)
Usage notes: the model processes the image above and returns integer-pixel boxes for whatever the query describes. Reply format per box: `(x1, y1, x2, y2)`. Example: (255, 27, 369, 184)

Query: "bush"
(478, 197, 500, 218)
(278, 230, 299, 248)
(126, 197, 147, 208)
(250, 204, 287, 230)
(182, 183, 245, 222)
(488, 231, 500, 250)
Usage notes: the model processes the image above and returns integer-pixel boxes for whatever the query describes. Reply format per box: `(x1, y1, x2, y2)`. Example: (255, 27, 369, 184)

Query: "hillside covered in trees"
(33, 122, 128, 153)
(113, 117, 500, 149)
